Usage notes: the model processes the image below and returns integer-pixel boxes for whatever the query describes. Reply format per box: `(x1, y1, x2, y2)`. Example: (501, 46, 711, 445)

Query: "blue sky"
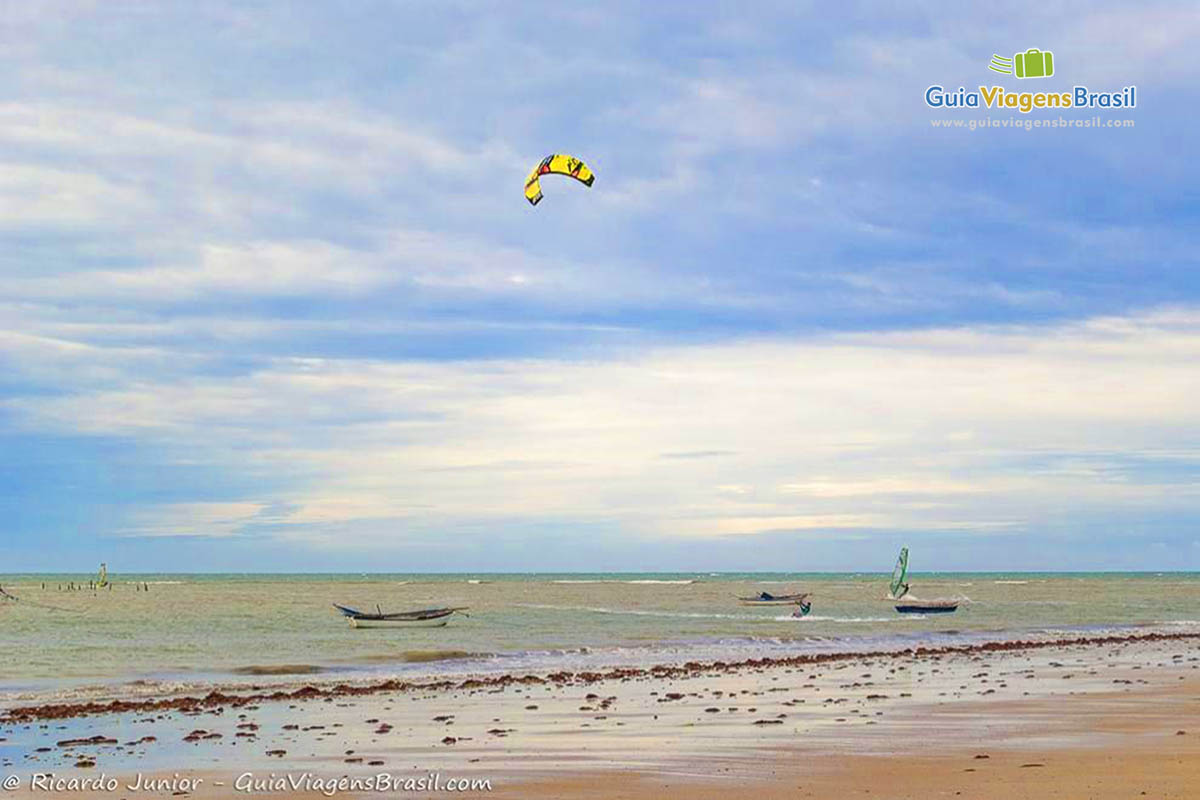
(2, 2, 1198, 571)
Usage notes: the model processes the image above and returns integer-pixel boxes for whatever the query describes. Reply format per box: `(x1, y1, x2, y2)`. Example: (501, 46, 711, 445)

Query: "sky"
(1, 2, 1198, 572)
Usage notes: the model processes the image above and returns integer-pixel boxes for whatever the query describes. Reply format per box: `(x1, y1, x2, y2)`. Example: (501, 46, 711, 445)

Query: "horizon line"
(3, 569, 1197, 576)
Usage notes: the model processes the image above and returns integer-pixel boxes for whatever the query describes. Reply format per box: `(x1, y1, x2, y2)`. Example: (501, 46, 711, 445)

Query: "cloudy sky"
(2, 2, 1198, 571)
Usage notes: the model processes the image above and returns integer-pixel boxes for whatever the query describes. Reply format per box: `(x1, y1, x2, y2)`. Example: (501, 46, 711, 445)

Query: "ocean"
(1, 572, 1197, 707)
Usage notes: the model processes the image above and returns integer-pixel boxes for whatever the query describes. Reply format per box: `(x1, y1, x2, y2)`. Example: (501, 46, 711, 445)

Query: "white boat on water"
(332, 603, 468, 628)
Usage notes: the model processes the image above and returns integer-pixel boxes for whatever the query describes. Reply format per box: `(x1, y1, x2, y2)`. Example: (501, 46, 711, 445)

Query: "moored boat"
(738, 591, 811, 606)
(894, 598, 959, 614)
(332, 604, 468, 628)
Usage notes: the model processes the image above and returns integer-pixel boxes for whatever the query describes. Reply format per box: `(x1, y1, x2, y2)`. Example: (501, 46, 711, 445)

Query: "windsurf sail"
(97, 563, 108, 588)
(889, 547, 908, 599)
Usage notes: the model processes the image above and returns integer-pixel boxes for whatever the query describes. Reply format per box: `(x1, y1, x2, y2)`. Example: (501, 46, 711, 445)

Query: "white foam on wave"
(779, 615, 901, 623)
(624, 579, 695, 585)
(519, 603, 777, 621)
(551, 579, 695, 585)
(519, 604, 905, 625)
(0, 677, 243, 707)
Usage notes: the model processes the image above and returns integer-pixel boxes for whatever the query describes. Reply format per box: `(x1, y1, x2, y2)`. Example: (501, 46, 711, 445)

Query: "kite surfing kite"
(524, 154, 595, 206)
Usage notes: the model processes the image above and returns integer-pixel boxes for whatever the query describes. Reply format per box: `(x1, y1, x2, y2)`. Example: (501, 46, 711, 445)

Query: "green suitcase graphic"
(1014, 48, 1053, 79)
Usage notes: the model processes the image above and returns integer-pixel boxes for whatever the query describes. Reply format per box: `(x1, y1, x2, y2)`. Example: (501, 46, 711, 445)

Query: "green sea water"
(1, 572, 1197, 705)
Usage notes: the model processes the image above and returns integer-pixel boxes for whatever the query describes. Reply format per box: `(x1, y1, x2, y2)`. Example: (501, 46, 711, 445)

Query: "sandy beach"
(3, 630, 1197, 798)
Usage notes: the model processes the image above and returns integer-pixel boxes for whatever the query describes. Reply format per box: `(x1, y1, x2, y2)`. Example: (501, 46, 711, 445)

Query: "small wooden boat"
(332, 604, 467, 628)
(737, 591, 811, 606)
(894, 598, 959, 614)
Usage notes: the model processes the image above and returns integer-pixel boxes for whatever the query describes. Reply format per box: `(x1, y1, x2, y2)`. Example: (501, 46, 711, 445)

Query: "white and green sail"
(97, 563, 108, 588)
(889, 547, 908, 599)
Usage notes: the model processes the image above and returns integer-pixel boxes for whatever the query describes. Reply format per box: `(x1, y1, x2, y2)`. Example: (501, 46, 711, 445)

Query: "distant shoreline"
(4, 570, 1200, 577)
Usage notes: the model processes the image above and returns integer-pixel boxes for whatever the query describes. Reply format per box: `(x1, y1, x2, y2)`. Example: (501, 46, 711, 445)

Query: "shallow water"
(1, 572, 1197, 704)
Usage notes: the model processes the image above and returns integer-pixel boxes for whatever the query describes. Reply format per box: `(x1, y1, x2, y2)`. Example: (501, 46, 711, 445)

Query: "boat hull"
(894, 603, 959, 614)
(737, 592, 811, 606)
(348, 617, 450, 628)
(332, 604, 463, 628)
(739, 599, 808, 606)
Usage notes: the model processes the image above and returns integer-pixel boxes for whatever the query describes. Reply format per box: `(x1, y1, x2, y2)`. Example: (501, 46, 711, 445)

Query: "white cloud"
(5, 307, 1200, 542)
(0, 163, 151, 228)
(779, 477, 983, 497)
(121, 502, 269, 538)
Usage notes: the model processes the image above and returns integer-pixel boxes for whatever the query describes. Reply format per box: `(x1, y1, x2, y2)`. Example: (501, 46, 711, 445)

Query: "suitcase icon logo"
(1014, 48, 1054, 78)
(988, 49, 1055, 79)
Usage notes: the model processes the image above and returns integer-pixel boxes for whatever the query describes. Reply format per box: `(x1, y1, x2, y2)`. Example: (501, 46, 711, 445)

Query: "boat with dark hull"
(332, 604, 468, 628)
(737, 591, 811, 606)
(894, 598, 960, 614)
(887, 547, 960, 614)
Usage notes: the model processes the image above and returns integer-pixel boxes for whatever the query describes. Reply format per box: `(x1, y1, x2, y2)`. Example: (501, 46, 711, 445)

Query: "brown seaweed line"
(3, 630, 1197, 724)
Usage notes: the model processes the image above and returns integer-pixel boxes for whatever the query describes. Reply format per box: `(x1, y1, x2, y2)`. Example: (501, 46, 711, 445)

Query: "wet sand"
(502, 744, 1200, 800)
(2, 632, 1197, 798)
(497, 676, 1200, 799)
